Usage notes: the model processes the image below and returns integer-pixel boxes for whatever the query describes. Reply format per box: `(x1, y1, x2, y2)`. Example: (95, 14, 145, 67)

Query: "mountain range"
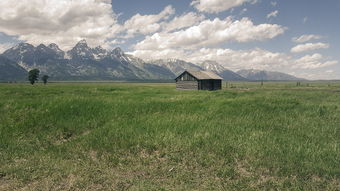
(237, 69, 304, 81)
(0, 40, 304, 81)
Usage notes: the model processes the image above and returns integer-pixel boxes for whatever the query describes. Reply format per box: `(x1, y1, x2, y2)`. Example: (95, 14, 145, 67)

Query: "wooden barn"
(175, 70, 223, 91)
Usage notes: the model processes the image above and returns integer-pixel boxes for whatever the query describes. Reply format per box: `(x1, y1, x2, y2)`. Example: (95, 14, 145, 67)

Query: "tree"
(42, 75, 49, 85)
(28, 69, 40, 85)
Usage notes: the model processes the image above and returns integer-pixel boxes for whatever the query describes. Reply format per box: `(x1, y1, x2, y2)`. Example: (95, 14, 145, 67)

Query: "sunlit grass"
(0, 82, 339, 190)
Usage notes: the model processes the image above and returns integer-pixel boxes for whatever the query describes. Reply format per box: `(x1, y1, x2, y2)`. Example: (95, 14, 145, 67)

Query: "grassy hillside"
(0, 82, 339, 190)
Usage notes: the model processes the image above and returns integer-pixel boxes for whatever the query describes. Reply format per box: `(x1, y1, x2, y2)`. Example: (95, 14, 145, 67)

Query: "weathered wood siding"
(176, 81, 198, 90)
(175, 71, 222, 90)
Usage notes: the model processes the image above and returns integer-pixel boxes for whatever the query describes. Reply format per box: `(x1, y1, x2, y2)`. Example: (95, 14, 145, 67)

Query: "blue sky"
(0, 0, 339, 79)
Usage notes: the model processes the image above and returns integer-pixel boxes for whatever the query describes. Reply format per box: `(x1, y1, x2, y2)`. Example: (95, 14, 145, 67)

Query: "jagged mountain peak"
(37, 44, 49, 50)
(199, 60, 226, 73)
(150, 59, 202, 76)
(48, 43, 62, 51)
(94, 45, 105, 51)
(111, 47, 124, 56)
(67, 40, 93, 59)
(18, 42, 34, 47)
(92, 46, 108, 60)
(10, 42, 35, 52)
(1, 41, 302, 81)
(72, 39, 90, 50)
(3, 42, 35, 57)
(77, 39, 88, 45)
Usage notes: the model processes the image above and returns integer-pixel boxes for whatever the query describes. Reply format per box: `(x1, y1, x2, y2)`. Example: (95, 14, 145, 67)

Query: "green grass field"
(0, 82, 339, 190)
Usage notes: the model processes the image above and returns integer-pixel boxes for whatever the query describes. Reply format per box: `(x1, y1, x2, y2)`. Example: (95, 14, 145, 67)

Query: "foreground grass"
(0, 82, 339, 190)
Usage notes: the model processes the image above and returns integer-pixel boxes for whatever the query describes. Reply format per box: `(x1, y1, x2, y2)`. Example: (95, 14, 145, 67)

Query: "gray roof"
(180, 70, 223, 80)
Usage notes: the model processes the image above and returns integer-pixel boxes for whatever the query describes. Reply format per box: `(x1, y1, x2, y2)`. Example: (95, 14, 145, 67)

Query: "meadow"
(0, 82, 339, 190)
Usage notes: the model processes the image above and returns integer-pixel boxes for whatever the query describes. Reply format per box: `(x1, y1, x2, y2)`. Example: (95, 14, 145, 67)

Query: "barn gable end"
(175, 70, 222, 91)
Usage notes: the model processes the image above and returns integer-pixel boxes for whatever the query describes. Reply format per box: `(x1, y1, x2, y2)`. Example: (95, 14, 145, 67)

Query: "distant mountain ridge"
(0, 40, 304, 81)
(197, 61, 247, 81)
(1, 40, 175, 81)
(237, 69, 305, 81)
(150, 59, 202, 75)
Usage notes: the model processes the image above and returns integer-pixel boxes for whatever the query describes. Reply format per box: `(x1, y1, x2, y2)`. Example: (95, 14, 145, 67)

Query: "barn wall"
(199, 80, 212, 90)
(176, 81, 198, 90)
(214, 80, 222, 90)
(199, 80, 222, 90)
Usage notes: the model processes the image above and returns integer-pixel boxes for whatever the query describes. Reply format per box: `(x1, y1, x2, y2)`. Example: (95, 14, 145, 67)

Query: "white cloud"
(292, 34, 323, 43)
(291, 42, 329, 53)
(188, 48, 291, 71)
(162, 12, 205, 32)
(135, 17, 285, 50)
(131, 47, 291, 71)
(239, 8, 248, 15)
(122, 5, 175, 38)
(0, 42, 14, 53)
(110, 39, 126, 45)
(267, 10, 278, 19)
(0, 0, 119, 50)
(294, 53, 338, 69)
(303, 17, 308, 23)
(191, 0, 257, 13)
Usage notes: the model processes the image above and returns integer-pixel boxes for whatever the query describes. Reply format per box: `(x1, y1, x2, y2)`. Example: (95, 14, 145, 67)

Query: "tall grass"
(0, 82, 339, 190)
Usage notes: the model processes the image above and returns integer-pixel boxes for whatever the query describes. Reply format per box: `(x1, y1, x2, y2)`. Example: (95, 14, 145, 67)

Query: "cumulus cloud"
(239, 8, 248, 15)
(110, 39, 126, 45)
(132, 47, 290, 71)
(291, 42, 329, 53)
(294, 53, 338, 69)
(135, 17, 285, 50)
(271, 2, 277, 6)
(267, 10, 278, 19)
(188, 48, 291, 71)
(0, 0, 119, 49)
(162, 12, 205, 32)
(303, 17, 308, 24)
(122, 5, 175, 38)
(191, 0, 257, 13)
(292, 34, 323, 43)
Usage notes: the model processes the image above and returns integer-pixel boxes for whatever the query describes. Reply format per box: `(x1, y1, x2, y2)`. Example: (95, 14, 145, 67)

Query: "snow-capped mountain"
(198, 60, 226, 73)
(67, 39, 96, 60)
(1, 40, 175, 80)
(0, 40, 305, 81)
(150, 59, 202, 75)
(198, 60, 247, 81)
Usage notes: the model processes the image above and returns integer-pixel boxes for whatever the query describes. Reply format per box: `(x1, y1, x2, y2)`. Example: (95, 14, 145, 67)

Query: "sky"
(0, 0, 339, 80)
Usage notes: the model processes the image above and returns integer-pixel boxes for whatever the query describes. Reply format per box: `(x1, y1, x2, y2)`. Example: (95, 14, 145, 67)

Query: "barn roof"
(177, 70, 223, 80)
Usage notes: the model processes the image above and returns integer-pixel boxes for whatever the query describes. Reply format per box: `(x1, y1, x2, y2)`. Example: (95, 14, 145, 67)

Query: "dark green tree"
(28, 69, 40, 85)
(42, 75, 49, 85)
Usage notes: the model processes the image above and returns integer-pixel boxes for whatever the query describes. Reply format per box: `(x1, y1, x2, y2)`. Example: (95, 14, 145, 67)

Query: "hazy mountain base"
(237, 69, 304, 81)
(0, 82, 339, 190)
(0, 56, 27, 81)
